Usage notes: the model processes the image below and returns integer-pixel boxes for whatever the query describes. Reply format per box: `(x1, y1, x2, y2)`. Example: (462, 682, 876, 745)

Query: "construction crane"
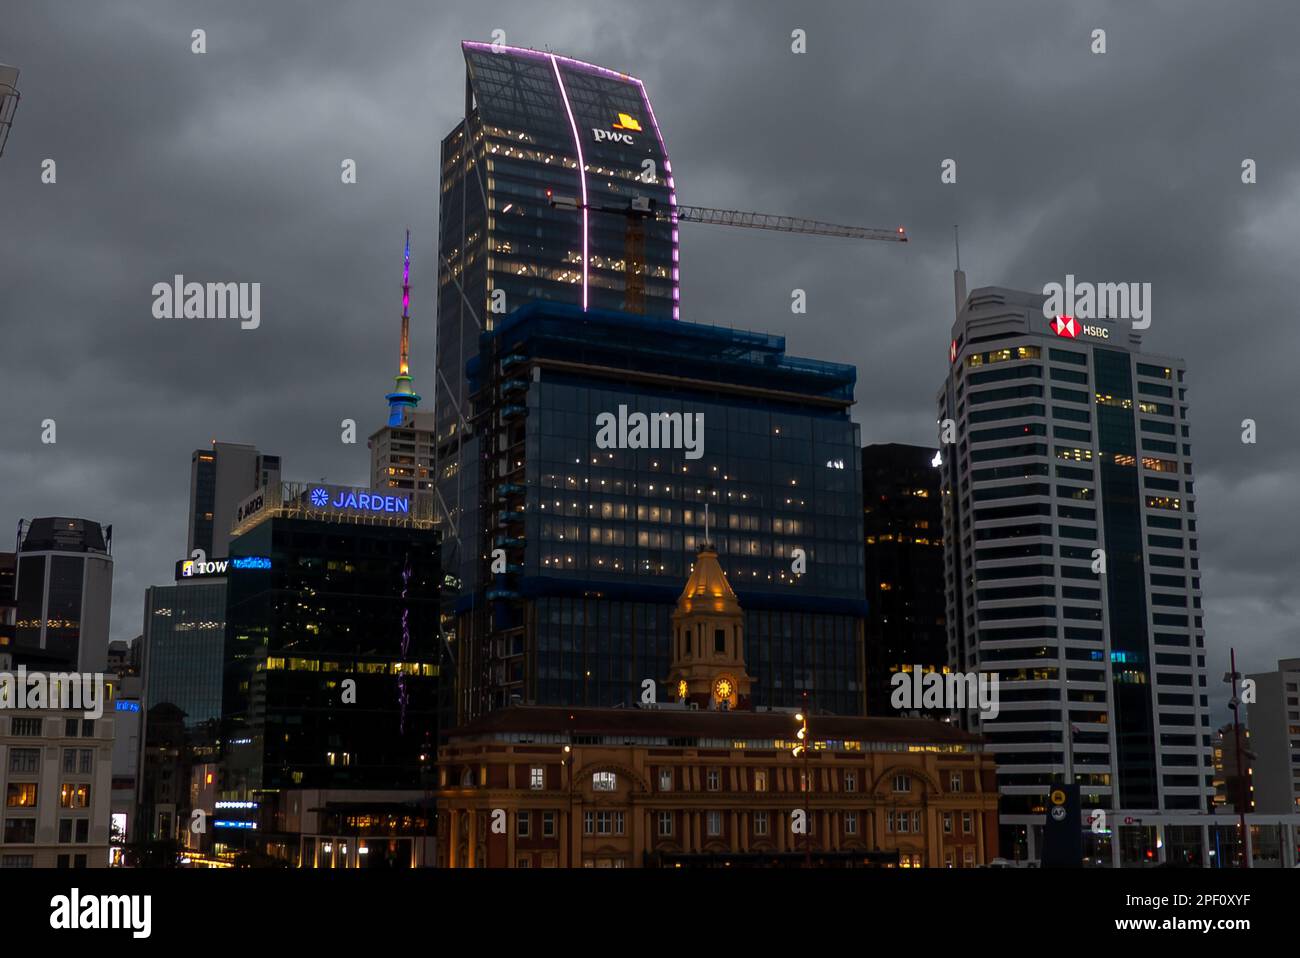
(548, 191, 907, 313)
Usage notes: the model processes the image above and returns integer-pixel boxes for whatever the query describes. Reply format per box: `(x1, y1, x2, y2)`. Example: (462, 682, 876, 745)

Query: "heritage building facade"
(436, 545, 998, 867)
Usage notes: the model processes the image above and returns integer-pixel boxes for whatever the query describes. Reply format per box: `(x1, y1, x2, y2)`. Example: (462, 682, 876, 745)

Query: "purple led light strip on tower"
(548, 54, 589, 311)
(633, 77, 680, 319)
(397, 553, 412, 734)
(402, 232, 410, 314)
(462, 41, 680, 318)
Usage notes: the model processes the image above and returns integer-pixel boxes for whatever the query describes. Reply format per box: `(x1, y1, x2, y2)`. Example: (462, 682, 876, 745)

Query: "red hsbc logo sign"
(1051, 315, 1078, 338)
(1051, 315, 1108, 340)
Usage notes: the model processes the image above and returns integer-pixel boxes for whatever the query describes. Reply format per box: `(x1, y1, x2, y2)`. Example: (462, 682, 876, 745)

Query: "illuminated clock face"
(677, 680, 688, 700)
(714, 678, 733, 700)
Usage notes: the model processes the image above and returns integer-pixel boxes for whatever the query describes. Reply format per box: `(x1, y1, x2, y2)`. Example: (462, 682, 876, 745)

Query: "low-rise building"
(436, 543, 999, 867)
(1247, 657, 1300, 815)
(0, 653, 116, 868)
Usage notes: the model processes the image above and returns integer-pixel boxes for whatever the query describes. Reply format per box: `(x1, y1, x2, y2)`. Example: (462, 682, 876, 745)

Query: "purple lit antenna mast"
(385, 229, 421, 427)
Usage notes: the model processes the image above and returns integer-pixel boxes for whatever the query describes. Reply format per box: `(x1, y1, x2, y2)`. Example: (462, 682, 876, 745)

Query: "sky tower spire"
(386, 229, 421, 427)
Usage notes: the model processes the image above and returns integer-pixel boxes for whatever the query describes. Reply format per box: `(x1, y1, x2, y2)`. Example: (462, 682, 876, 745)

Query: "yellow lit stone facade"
(436, 543, 999, 868)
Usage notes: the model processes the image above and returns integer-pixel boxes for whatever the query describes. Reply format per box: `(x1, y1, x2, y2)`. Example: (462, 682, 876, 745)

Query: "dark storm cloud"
(2, 1, 1296, 714)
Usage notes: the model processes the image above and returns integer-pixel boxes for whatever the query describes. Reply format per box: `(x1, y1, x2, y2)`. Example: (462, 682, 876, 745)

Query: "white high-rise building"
(368, 411, 437, 521)
(937, 282, 1221, 865)
(1246, 657, 1300, 815)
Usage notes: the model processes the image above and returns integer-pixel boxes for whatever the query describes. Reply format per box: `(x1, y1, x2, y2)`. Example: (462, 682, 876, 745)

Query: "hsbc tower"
(936, 281, 1218, 866)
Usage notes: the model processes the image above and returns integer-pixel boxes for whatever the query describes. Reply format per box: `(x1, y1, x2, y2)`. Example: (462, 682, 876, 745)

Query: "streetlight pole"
(564, 744, 574, 868)
(1227, 648, 1250, 868)
(793, 690, 811, 868)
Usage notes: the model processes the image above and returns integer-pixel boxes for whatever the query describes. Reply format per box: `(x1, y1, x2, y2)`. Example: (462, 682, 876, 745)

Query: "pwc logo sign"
(1050, 315, 1110, 340)
(592, 113, 641, 146)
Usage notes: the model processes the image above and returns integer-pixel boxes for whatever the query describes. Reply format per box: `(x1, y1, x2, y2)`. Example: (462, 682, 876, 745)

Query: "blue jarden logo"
(321, 488, 410, 514)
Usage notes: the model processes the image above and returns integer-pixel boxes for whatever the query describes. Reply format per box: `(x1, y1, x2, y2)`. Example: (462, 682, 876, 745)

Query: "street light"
(1224, 650, 1250, 868)
(791, 691, 812, 867)
(563, 743, 574, 868)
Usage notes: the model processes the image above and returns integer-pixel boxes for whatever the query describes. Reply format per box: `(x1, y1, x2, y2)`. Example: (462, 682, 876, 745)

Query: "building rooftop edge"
(447, 705, 982, 744)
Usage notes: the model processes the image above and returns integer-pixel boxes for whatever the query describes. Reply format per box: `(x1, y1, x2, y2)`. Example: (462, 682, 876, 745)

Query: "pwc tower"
(436, 43, 679, 603)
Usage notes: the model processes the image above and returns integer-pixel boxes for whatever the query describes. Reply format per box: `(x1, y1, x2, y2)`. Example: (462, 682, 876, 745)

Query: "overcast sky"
(3, 1, 1297, 720)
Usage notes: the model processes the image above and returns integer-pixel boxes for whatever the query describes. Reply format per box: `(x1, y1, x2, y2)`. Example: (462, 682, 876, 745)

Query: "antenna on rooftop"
(953, 224, 967, 318)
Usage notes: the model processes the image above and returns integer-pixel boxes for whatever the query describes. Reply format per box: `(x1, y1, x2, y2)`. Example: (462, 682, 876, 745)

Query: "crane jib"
(667, 206, 906, 242)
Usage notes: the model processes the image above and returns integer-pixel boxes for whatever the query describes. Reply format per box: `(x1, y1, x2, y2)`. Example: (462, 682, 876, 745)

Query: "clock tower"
(668, 539, 752, 710)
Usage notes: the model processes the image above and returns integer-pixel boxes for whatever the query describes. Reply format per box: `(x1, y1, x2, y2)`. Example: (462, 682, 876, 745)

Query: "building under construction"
(435, 43, 901, 722)
(459, 301, 867, 721)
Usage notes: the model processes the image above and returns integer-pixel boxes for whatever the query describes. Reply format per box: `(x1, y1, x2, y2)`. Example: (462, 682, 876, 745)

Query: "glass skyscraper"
(141, 579, 227, 731)
(938, 284, 1214, 864)
(436, 42, 678, 602)
(221, 483, 444, 795)
(861, 443, 948, 716)
(459, 302, 866, 722)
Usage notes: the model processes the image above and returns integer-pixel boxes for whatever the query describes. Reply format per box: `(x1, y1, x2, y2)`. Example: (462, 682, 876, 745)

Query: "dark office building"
(135, 567, 230, 842)
(0, 551, 15, 650)
(436, 42, 678, 601)
(220, 482, 444, 795)
(458, 301, 866, 722)
(861, 443, 948, 716)
(141, 578, 227, 731)
(11, 517, 113, 672)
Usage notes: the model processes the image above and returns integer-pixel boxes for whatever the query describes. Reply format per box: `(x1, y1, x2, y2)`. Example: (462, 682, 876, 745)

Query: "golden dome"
(676, 545, 742, 617)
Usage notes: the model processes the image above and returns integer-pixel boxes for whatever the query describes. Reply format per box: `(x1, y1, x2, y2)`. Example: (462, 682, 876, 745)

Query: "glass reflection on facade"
(142, 580, 227, 730)
(13, 555, 45, 650)
(43, 556, 85, 666)
(1095, 347, 1157, 809)
(460, 302, 866, 720)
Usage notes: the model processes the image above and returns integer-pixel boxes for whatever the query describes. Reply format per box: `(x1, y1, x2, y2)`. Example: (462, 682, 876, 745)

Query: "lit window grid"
(940, 333, 1209, 810)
